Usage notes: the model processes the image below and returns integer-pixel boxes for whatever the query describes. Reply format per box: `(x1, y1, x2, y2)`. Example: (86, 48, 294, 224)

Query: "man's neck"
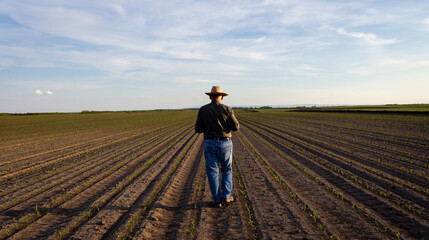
(211, 97, 222, 103)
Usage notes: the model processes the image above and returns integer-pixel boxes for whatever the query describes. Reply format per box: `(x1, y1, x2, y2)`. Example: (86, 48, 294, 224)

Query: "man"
(195, 86, 240, 208)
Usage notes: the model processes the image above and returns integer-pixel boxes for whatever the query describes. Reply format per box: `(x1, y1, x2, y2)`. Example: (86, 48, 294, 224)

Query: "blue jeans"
(204, 139, 233, 203)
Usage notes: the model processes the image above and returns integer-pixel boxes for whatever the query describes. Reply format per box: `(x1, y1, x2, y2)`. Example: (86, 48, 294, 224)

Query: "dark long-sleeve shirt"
(195, 100, 239, 139)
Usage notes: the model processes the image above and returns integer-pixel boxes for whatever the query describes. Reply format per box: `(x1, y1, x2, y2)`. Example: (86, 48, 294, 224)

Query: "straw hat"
(205, 86, 229, 96)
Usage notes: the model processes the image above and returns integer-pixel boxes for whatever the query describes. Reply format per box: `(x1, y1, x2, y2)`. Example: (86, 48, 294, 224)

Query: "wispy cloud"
(298, 64, 320, 72)
(379, 58, 429, 69)
(1, 0, 429, 112)
(336, 28, 396, 45)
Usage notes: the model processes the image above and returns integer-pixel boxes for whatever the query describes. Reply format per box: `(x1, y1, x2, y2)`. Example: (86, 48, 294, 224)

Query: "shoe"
(213, 202, 222, 208)
(222, 196, 234, 206)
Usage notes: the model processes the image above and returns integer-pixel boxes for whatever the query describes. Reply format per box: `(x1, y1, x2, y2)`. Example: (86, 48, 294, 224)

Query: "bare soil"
(1, 111, 428, 240)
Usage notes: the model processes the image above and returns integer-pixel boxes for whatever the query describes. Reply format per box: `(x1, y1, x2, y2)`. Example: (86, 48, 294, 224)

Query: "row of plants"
(285, 112, 426, 143)
(267, 116, 429, 176)
(239, 117, 429, 197)
(232, 156, 260, 239)
(238, 125, 401, 239)
(239, 116, 426, 188)
(186, 157, 206, 238)
(239, 117, 429, 219)
(239, 111, 427, 162)
(0, 128, 131, 170)
(0, 123, 182, 200)
(243, 119, 429, 221)
(0, 115, 131, 162)
(235, 131, 338, 240)
(0, 126, 194, 239)
(0, 120, 190, 180)
(0, 123, 188, 212)
(115, 133, 199, 239)
(0, 111, 197, 163)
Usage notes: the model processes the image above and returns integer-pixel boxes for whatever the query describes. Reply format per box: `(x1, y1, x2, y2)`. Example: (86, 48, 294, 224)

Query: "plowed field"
(1, 110, 428, 239)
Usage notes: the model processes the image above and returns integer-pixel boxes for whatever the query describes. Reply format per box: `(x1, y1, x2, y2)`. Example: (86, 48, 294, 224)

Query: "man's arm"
(195, 109, 204, 133)
(228, 110, 239, 131)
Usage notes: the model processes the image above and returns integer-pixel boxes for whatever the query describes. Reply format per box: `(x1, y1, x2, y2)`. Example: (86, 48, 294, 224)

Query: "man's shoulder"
(199, 102, 212, 110)
(199, 101, 232, 112)
(218, 102, 232, 111)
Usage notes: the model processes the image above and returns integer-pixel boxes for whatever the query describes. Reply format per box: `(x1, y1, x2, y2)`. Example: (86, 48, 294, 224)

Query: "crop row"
(239, 117, 429, 220)
(235, 131, 337, 239)
(239, 115, 428, 185)
(238, 124, 403, 238)
(273, 116, 428, 176)
(241, 112, 427, 161)
(185, 153, 206, 238)
(0, 111, 196, 162)
(115, 133, 199, 239)
(238, 115, 428, 239)
(0, 123, 189, 214)
(0, 123, 183, 199)
(239, 116, 428, 197)
(0, 124, 193, 239)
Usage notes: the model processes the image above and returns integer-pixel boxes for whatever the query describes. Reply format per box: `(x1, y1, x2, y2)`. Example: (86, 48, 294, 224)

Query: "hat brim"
(205, 92, 228, 96)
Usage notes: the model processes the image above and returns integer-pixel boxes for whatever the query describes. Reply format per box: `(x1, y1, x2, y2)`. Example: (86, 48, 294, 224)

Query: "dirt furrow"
(0, 125, 183, 229)
(66, 132, 199, 240)
(241, 118, 428, 202)
(273, 117, 428, 173)
(5, 127, 193, 240)
(237, 127, 387, 239)
(241, 124, 429, 239)
(0, 128, 161, 183)
(232, 131, 326, 240)
(239, 115, 428, 162)
(240, 117, 427, 187)
(0, 132, 113, 163)
(0, 122, 181, 184)
(0, 129, 134, 168)
(195, 166, 253, 240)
(0, 123, 181, 204)
(251, 116, 428, 169)
(250, 113, 428, 148)
(245, 118, 429, 216)
(131, 135, 204, 239)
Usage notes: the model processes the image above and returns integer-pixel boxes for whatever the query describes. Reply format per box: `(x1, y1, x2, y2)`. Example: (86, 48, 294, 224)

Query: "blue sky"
(1, 0, 429, 112)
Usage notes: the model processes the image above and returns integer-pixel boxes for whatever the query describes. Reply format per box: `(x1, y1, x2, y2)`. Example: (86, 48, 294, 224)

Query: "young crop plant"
(186, 161, 206, 238)
(0, 226, 10, 238)
(232, 157, 259, 238)
(35, 204, 41, 216)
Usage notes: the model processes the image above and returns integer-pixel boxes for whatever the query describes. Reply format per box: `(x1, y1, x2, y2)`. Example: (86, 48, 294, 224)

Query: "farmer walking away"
(195, 86, 240, 208)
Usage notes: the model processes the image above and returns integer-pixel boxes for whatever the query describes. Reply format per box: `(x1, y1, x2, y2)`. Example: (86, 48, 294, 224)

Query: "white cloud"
(337, 28, 396, 45)
(424, 18, 429, 25)
(34, 89, 53, 95)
